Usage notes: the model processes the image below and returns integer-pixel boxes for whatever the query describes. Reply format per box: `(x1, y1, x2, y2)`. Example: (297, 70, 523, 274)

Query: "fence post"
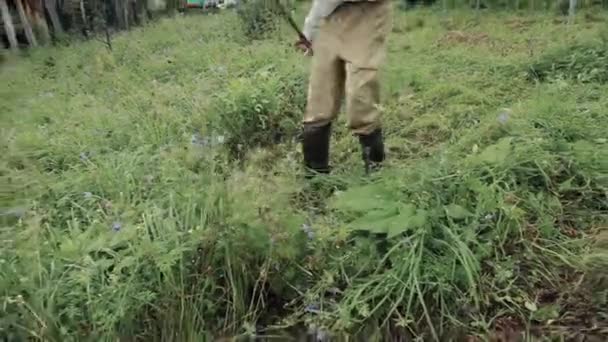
(15, 0, 38, 47)
(45, 0, 64, 35)
(1, 0, 18, 50)
(29, 0, 51, 44)
(568, 0, 576, 24)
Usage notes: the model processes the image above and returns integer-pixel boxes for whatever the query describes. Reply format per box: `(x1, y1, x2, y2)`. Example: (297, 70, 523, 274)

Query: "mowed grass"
(1, 5, 608, 341)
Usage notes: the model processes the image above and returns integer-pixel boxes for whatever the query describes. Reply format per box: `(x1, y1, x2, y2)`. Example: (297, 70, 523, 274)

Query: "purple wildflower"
(305, 303, 320, 313)
(191, 132, 226, 147)
(497, 110, 510, 124)
(191, 133, 202, 145)
(327, 287, 342, 296)
(210, 65, 227, 75)
(2, 207, 27, 219)
(301, 224, 314, 240)
(112, 221, 122, 232)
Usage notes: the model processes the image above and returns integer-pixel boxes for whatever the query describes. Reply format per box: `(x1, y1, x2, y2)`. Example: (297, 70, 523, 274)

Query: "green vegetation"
(528, 41, 608, 83)
(236, 0, 285, 40)
(1, 5, 607, 341)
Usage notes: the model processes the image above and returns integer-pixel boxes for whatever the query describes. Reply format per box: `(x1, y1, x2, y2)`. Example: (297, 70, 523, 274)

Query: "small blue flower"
(305, 303, 320, 313)
(211, 65, 227, 75)
(497, 110, 510, 124)
(327, 287, 341, 295)
(2, 207, 27, 219)
(191, 134, 202, 146)
(192, 132, 226, 147)
(112, 221, 122, 232)
(301, 224, 314, 240)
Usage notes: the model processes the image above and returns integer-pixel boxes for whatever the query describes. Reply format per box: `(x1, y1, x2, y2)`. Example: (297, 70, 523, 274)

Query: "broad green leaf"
(531, 304, 560, 322)
(524, 301, 538, 312)
(445, 204, 473, 219)
(348, 204, 427, 238)
(349, 207, 400, 234)
(387, 208, 428, 239)
(331, 184, 396, 213)
(558, 177, 575, 191)
(474, 137, 513, 165)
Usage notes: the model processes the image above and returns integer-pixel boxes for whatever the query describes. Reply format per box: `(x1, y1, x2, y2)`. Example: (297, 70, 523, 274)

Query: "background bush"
(528, 41, 608, 84)
(210, 63, 307, 158)
(236, 0, 291, 40)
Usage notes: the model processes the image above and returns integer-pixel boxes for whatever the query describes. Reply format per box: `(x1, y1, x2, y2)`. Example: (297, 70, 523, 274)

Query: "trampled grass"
(1, 4, 607, 341)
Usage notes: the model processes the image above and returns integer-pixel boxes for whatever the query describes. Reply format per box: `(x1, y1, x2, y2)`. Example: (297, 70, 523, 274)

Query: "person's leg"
(346, 64, 385, 172)
(345, 64, 382, 136)
(337, 0, 392, 172)
(302, 22, 346, 176)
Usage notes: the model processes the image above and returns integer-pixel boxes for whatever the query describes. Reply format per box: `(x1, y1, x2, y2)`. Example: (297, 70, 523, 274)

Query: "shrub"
(210, 65, 307, 158)
(528, 42, 608, 84)
(236, 0, 284, 40)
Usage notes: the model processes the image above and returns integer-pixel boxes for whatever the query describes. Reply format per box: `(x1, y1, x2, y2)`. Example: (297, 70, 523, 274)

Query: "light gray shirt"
(303, 0, 367, 42)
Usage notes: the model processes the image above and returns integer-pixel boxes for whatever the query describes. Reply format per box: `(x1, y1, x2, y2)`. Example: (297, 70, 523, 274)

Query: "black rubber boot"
(358, 128, 385, 174)
(302, 123, 331, 178)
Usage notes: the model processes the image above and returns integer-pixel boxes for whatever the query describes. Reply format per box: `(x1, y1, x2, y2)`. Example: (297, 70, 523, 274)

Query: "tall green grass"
(1, 6, 607, 341)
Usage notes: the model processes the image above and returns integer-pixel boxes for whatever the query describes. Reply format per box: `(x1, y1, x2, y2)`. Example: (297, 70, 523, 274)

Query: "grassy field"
(1, 3, 608, 341)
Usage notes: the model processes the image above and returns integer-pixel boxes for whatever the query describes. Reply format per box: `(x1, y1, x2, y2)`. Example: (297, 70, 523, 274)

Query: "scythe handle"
(275, 0, 312, 49)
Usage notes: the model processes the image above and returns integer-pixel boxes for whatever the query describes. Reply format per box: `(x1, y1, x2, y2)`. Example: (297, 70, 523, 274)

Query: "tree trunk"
(28, 2, 51, 44)
(136, 0, 147, 25)
(568, 0, 577, 24)
(1, 0, 18, 50)
(123, 0, 129, 30)
(114, 0, 126, 29)
(79, 0, 88, 30)
(45, 0, 64, 35)
(15, 0, 38, 47)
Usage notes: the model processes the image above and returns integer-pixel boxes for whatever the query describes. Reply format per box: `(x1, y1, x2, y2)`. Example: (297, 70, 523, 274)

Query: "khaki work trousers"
(303, 0, 392, 135)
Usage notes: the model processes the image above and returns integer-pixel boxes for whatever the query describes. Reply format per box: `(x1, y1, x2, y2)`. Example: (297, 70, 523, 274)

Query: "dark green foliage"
(528, 42, 608, 84)
(236, 0, 284, 40)
(308, 84, 608, 338)
(210, 65, 307, 158)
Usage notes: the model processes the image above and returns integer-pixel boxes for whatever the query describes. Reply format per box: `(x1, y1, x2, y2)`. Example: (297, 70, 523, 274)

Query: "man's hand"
(295, 37, 313, 57)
